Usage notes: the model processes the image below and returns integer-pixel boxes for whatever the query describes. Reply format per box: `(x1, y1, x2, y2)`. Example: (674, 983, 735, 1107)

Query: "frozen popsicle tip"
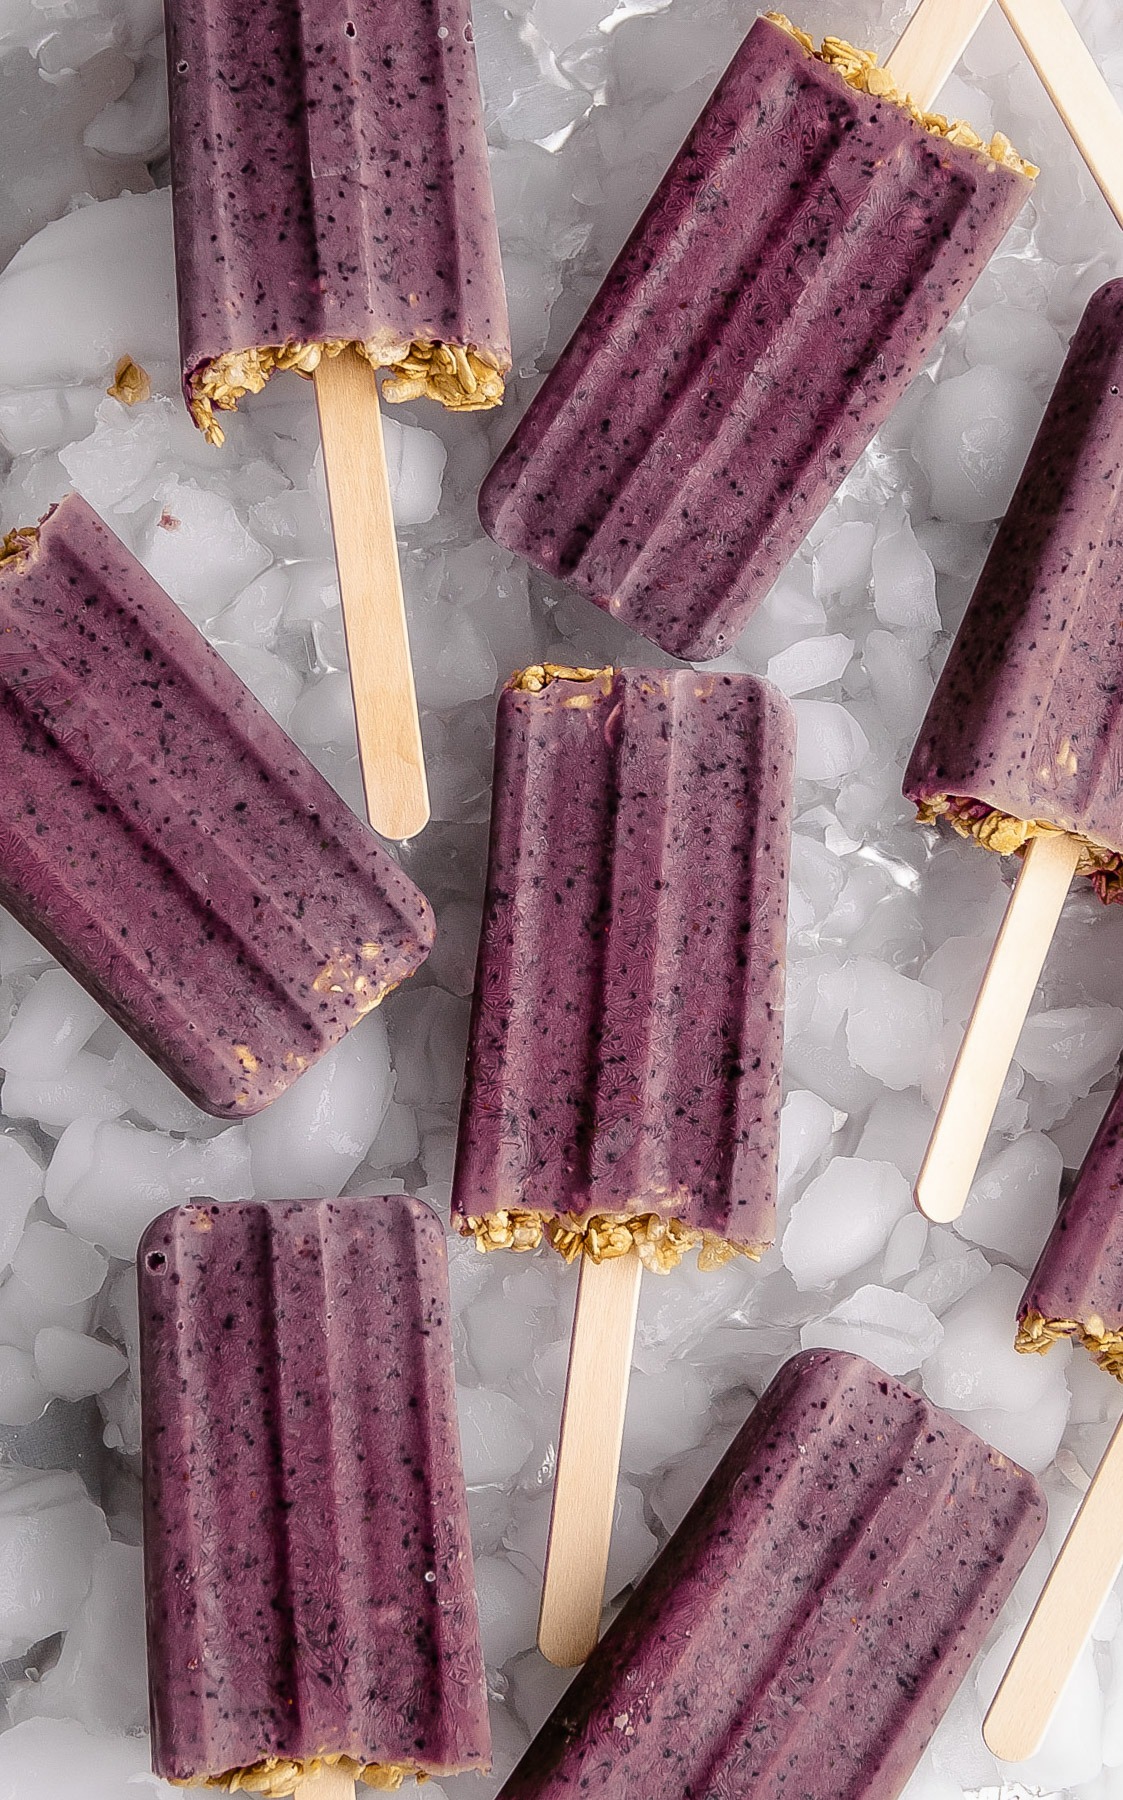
(507, 663, 614, 693)
(914, 795, 1123, 901)
(763, 13, 1037, 175)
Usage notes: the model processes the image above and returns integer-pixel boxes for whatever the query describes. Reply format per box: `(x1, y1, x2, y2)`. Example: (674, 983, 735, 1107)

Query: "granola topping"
(1017, 1308, 1123, 1382)
(765, 14, 1038, 177)
(508, 664, 614, 693)
(189, 336, 505, 445)
(182, 1755, 423, 1794)
(915, 794, 1123, 903)
(459, 1208, 763, 1273)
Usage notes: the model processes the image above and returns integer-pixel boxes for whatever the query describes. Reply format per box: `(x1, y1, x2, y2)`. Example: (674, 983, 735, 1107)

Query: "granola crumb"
(107, 356, 152, 407)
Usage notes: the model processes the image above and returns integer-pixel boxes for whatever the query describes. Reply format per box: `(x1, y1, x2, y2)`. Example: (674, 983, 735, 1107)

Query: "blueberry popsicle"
(452, 664, 793, 1665)
(904, 280, 1123, 1224)
(497, 1349, 1046, 1800)
(140, 1194, 490, 1795)
(0, 494, 433, 1119)
(167, 0, 509, 439)
(478, 7, 1034, 662)
(452, 666, 793, 1268)
(989, 1076, 1123, 1764)
(165, 0, 512, 840)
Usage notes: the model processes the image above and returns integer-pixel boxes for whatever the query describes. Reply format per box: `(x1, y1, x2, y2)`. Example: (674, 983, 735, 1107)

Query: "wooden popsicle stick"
(294, 1764, 355, 1799)
(538, 1251, 643, 1668)
(984, 1408, 1123, 1761)
(915, 832, 1080, 1224)
(885, 0, 995, 109)
(998, 0, 1123, 230)
(314, 348, 429, 843)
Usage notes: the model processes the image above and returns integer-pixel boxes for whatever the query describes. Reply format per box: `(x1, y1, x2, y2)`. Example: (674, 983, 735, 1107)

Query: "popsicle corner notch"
(765, 13, 1038, 175)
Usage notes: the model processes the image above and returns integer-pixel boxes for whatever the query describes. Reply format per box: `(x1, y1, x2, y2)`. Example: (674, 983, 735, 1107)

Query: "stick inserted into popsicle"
(477, 0, 1034, 663)
(452, 666, 794, 1665)
(140, 1195, 490, 1797)
(905, 279, 1123, 1225)
(164, 0, 511, 839)
(496, 1351, 1046, 1800)
(0, 494, 433, 1118)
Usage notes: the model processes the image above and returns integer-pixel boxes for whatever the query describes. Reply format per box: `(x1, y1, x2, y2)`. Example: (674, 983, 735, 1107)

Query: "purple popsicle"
(0, 494, 433, 1118)
(451, 665, 794, 1269)
(140, 1194, 490, 1792)
(497, 1349, 1046, 1800)
(166, 0, 511, 443)
(1019, 1073, 1123, 1378)
(905, 278, 1123, 893)
(478, 14, 1033, 662)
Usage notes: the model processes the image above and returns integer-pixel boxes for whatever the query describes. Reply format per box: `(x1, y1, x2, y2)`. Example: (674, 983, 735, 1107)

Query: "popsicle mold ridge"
(453, 665, 792, 1269)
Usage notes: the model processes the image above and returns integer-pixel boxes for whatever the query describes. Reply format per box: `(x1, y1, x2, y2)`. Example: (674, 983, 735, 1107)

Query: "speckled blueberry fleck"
(139, 1194, 489, 1785)
(496, 1350, 1045, 1800)
(479, 16, 1031, 663)
(0, 495, 434, 1119)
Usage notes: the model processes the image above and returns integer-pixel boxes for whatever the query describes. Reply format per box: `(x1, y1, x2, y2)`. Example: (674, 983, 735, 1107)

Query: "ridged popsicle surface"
(497, 1349, 1046, 1800)
(140, 1195, 490, 1787)
(480, 17, 1031, 661)
(0, 495, 433, 1117)
(451, 668, 793, 1257)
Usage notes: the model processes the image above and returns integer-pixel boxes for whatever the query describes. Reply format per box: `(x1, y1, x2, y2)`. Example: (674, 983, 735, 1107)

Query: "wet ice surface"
(0, 0, 1121, 1796)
